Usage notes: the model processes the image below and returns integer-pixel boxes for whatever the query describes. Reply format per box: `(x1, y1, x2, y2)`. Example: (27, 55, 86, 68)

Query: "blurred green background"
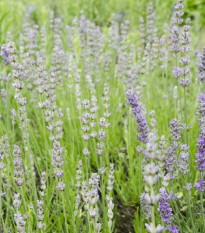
(0, 0, 205, 42)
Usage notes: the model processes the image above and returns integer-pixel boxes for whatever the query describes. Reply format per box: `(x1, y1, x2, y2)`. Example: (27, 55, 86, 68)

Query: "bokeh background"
(0, 0, 205, 42)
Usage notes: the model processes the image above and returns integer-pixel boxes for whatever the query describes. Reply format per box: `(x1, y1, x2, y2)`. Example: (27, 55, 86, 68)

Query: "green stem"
(61, 192, 69, 233)
(200, 173, 204, 232)
(183, 87, 188, 144)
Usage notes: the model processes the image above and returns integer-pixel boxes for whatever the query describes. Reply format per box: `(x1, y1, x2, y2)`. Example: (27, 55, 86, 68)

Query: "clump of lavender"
(127, 89, 149, 143)
(158, 188, 179, 233)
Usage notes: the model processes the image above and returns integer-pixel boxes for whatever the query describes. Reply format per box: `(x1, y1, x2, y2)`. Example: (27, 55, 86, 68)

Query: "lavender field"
(0, 0, 205, 232)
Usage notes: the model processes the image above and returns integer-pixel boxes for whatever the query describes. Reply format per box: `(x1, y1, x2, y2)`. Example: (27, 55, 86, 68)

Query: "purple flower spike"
(170, 118, 183, 141)
(195, 127, 205, 172)
(166, 225, 179, 233)
(173, 67, 182, 78)
(158, 188, 178, 232)
(127, 89, 149, 143)
(158, 188, 174, 225)
(0, 44, 10, 65)
(198, 47, 205, 82)
(195, 180, 205, 192)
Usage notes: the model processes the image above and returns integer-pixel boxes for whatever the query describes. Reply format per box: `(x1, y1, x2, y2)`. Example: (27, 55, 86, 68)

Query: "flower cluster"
(0, 146, 5, 170)
(52, 140, 65, 190)
(158, 188, 179, 233)
(81, 173, 101, 231)
(13, 145, 25, 186)
(37, 200, 45, 229)
(198, 47, 205, 82)
(106, 164, 115, 229)
(14, 212, 26, 233)
(195, 180, 205, 192)
(39, 171, 47, 197)
(178, 144, 190, 175)
(141, 129, 164, 233)
(196, 93, 205, 127)
(195, 126, 205, 172)
(13, 193, 26, 233)
(127, 89, 149, 143)
(0, 43, 11, 65)
(81, 99, 91, 156)
(165, 118, 183, 179)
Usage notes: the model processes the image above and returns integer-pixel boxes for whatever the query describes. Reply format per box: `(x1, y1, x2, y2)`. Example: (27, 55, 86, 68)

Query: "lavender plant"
(0, 1, 205, 232)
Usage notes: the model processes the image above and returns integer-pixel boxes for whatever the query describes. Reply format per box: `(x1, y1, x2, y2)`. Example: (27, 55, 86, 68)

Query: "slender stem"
(100, 156, 106, 229)
(0, 173, 6, 232)
(150, 161, 155, 231)
(184, 87, 188, 144)
(200, 172, 204, 232)
(61, 192, 69, 233)
(187, 190, 195, 231)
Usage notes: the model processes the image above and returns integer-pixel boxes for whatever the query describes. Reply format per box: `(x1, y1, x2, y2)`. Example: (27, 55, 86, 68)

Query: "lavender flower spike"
(0, 43, 11, 65)
(195, 126, 205, 172)
(195, 180, 205, 192)
(198, 47, 205, 82)
(158, 188, 179, 233)
(127, 89, 149, 143)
